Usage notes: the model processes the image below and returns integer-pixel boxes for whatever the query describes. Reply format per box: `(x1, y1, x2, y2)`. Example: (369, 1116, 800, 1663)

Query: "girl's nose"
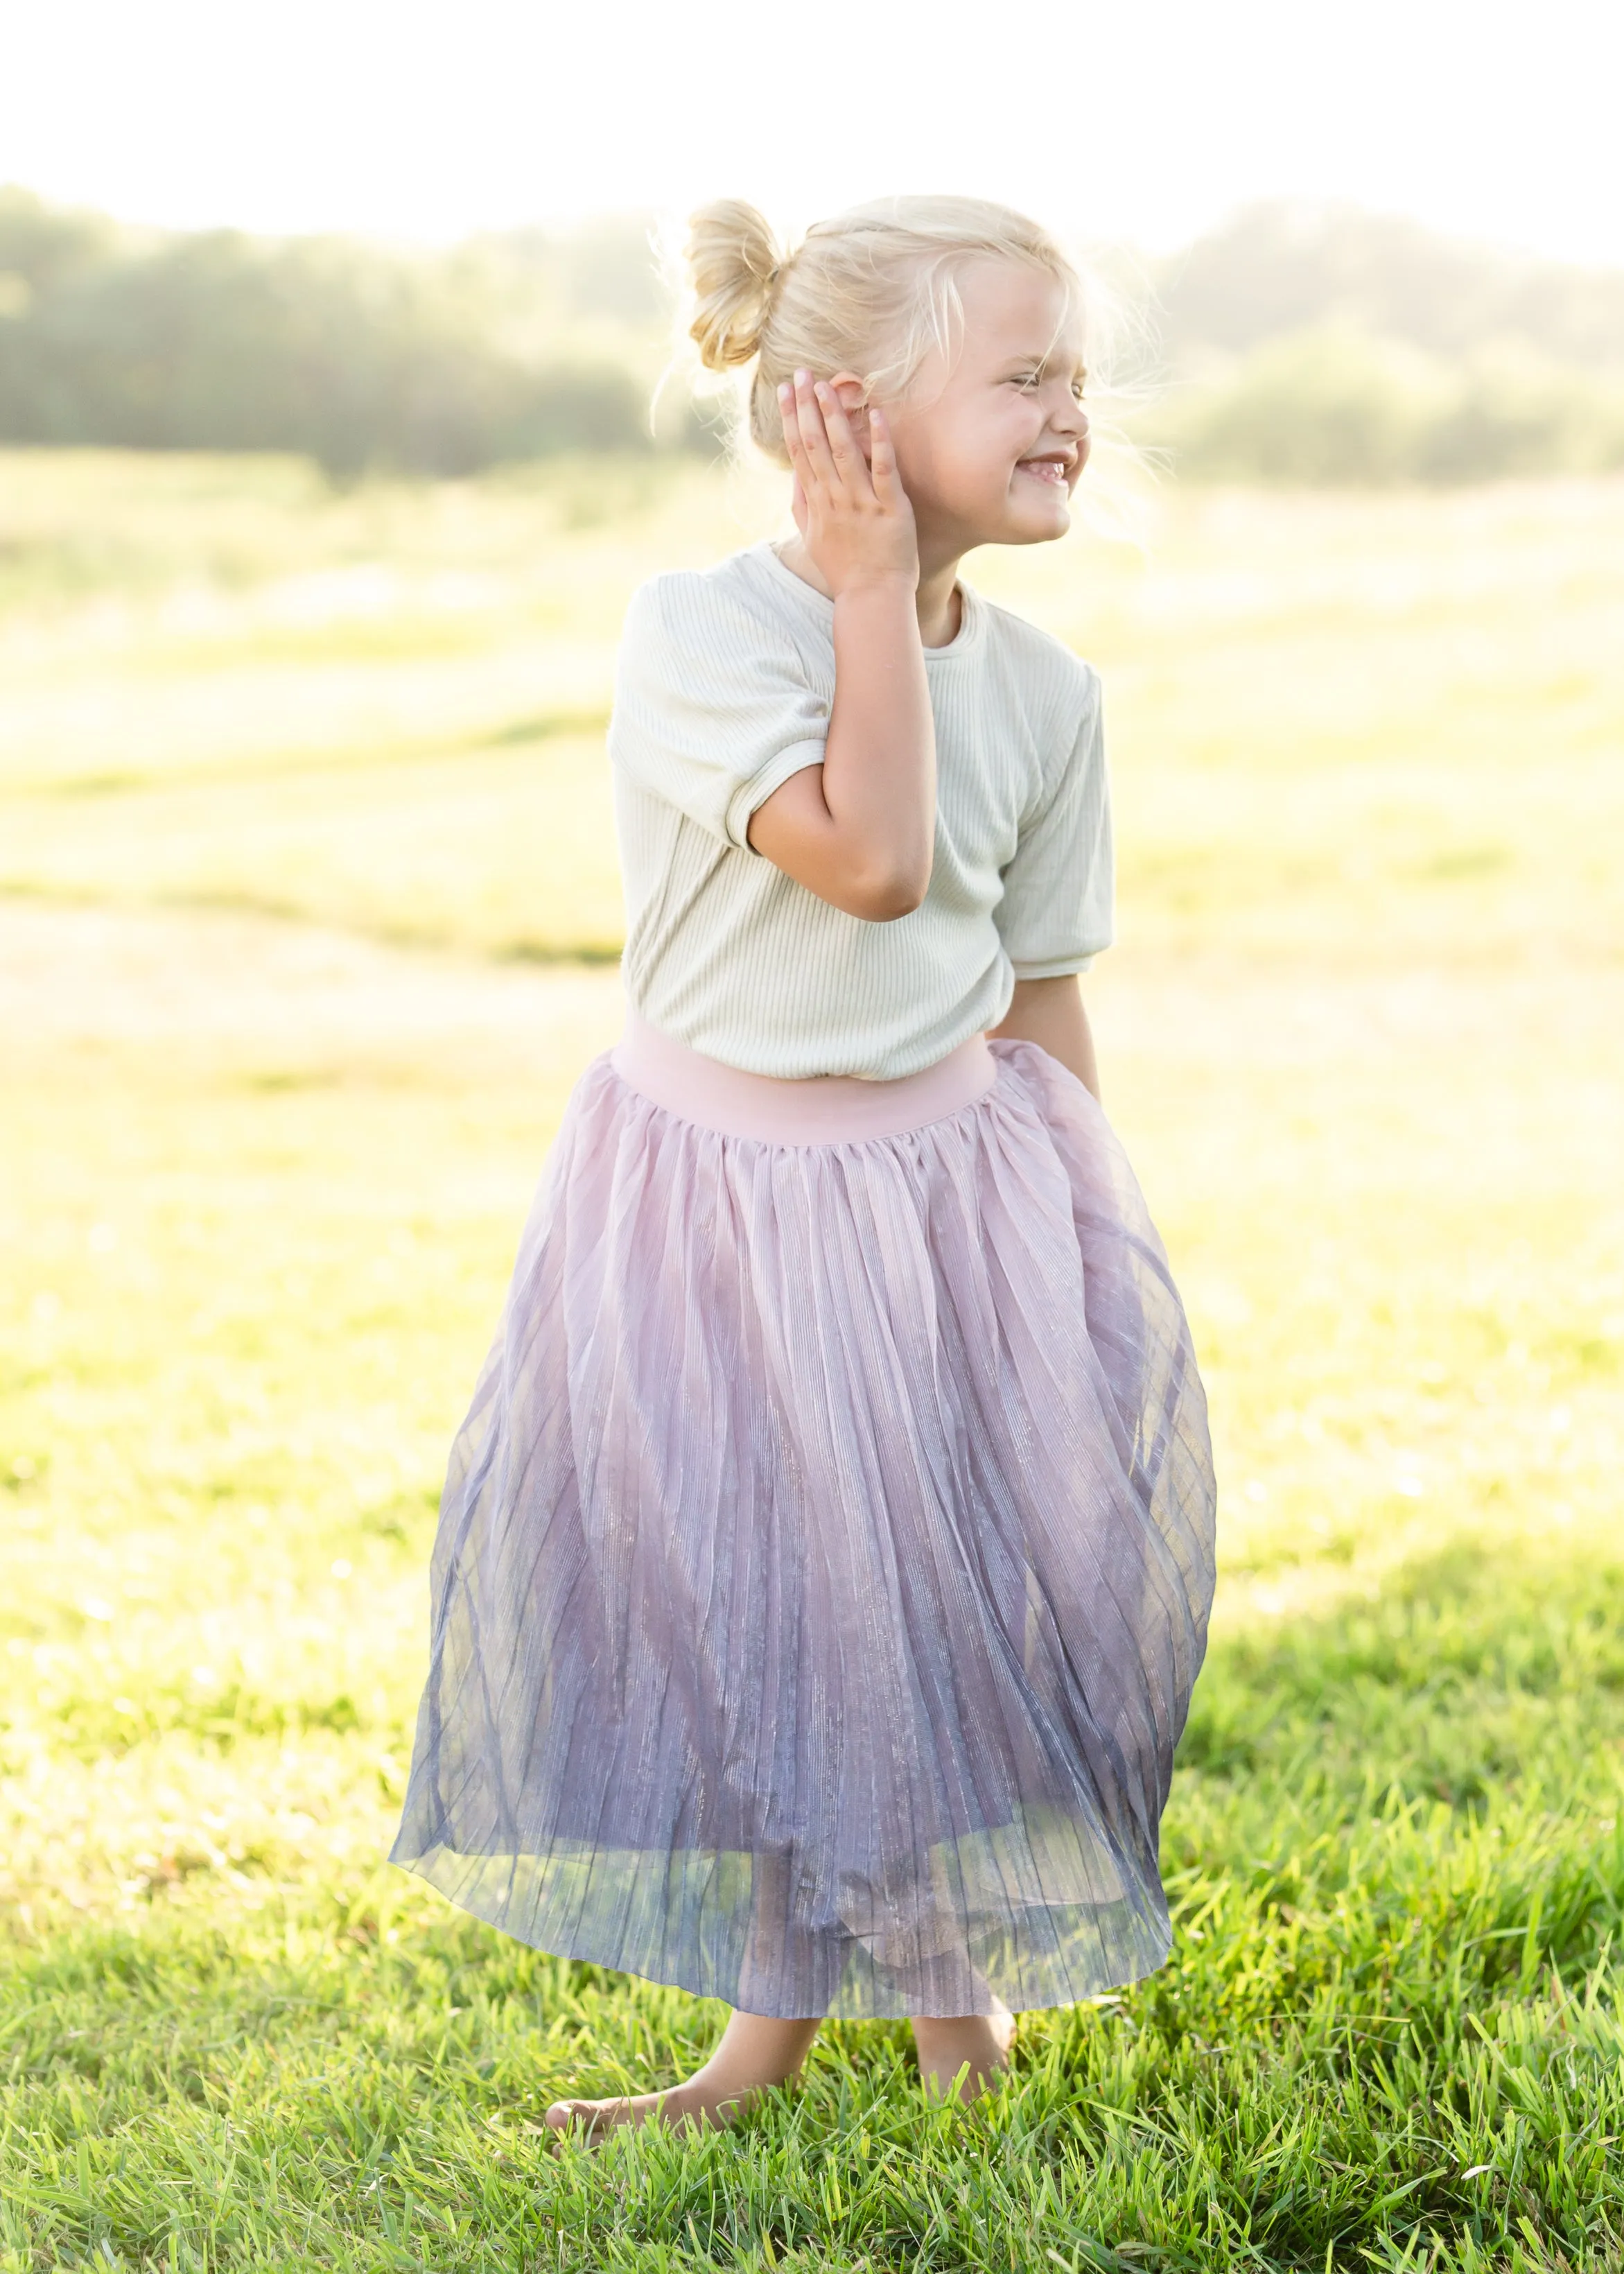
(1051, 391, 1089, 442)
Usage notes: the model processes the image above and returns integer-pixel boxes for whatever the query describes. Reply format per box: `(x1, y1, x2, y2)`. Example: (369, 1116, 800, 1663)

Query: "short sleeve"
(994, 668, 1114, 978)
(607, 575, 829, 853)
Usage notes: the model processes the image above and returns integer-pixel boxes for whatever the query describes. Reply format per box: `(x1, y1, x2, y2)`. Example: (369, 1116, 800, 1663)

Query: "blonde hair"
(684, 195, 1090, 467)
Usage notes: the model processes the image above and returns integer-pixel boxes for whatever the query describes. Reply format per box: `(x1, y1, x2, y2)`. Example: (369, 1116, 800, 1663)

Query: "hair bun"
(686, 200, 785, 371)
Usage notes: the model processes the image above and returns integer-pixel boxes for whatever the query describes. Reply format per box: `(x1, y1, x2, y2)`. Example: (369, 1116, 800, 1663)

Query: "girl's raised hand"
(778, 371, 918, 599)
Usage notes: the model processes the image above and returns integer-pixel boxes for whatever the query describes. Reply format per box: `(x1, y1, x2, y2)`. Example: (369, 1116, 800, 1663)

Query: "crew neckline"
(756, 539, 984, 659)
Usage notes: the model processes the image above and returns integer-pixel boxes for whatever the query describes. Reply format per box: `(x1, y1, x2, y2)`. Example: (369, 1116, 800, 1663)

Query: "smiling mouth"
(1017, 455, 1074, 487)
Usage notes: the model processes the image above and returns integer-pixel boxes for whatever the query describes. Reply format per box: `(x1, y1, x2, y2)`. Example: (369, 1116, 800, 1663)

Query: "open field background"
(2, 453, 1623, 2269)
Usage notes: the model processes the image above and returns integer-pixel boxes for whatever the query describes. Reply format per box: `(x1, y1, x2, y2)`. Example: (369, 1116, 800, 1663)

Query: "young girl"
(390, 196, 1217, 2137)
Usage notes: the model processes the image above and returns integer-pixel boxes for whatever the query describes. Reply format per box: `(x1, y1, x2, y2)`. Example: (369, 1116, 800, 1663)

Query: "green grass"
(2, 453, 1622, 2269)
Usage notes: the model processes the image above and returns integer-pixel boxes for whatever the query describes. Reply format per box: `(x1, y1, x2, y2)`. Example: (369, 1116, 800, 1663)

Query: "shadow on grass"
(3, 1540, 1622, 2271)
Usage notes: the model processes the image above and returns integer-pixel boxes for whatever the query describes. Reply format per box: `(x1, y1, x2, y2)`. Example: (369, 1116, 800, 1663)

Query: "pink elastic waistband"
(610, 1008, 998, 1143)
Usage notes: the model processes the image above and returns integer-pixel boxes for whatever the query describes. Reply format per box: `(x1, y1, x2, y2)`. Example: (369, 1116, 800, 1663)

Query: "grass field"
(2, 451, 1622, 2271)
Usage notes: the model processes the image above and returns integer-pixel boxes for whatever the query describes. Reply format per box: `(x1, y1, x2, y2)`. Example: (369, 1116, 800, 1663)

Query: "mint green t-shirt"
(606, 539, 1113, 1080)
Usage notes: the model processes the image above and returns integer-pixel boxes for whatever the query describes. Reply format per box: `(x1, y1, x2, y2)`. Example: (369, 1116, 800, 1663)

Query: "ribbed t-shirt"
(606, 539, 1113, 1079)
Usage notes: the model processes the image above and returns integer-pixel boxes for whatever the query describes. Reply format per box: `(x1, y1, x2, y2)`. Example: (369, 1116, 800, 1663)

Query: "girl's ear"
(827, 370, 872, 459)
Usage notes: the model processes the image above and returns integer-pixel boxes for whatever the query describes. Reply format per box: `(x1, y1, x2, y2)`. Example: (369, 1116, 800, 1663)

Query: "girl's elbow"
(869, 880, 929, 921)
(844, 858, 931, 922)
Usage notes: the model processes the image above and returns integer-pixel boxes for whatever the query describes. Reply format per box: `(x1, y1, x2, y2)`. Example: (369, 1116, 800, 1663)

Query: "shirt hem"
(1008, 950, 1106, 979)
(724, 738, 829, 853)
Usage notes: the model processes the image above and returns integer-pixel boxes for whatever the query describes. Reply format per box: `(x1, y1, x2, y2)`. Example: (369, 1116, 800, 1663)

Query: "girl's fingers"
(866, 403, 901, 503)
(792, 372, 839, 489)
(778, 377, 827, 498)
(776, 383, 812, 487)
(814, 383, 870, 496)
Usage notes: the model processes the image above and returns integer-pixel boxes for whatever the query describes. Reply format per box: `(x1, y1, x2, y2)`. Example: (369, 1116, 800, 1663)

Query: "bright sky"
(6, 0, 1623, 266)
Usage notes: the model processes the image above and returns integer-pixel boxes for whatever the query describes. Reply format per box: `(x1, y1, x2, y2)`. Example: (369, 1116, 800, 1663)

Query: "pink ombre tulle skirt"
(390, 1010, 1216, 2018)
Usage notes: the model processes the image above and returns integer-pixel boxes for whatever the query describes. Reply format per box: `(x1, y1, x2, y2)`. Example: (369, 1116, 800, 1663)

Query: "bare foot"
(543, 2011, 823, 2144)
(543, 2079, 723, 2141)
(910, 1995, 1019, 2104)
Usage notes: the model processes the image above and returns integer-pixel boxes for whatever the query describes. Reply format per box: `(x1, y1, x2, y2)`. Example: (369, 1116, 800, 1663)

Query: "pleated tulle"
(390, 1039, 1217, 2017)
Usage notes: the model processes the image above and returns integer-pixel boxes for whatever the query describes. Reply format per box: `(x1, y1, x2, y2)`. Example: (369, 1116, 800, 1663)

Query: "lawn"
(1, 453, 1621, 2271)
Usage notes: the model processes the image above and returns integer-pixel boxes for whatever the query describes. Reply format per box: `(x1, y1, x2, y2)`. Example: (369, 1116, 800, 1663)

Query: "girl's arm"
(746, 374, 934, 922)
(989, 975, 1101, 1102)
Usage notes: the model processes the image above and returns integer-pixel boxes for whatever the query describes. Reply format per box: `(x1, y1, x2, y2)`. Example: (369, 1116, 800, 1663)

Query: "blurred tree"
(0, 191, 688, 476)
(1150, 326, 1624, 485)
(1155, 199, 1624, 373)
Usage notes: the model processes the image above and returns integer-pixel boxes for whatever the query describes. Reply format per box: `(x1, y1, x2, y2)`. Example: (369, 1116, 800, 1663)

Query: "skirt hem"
(387, 1846, 1176, 2020)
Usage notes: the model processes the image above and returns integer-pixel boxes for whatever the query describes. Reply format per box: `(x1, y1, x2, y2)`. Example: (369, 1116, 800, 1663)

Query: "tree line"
(2, 187, 1622, 483)
(0, 191, 695, 476)
(1137, 202, 1624, 482)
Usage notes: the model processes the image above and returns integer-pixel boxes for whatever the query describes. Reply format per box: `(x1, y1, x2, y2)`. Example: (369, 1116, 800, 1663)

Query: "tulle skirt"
(390, 1009, 1217, 2018)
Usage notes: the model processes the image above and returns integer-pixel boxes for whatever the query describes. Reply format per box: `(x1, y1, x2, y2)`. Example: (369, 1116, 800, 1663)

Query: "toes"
(543, 2091, 688, 2140)
(543, 2098, 613, 2142)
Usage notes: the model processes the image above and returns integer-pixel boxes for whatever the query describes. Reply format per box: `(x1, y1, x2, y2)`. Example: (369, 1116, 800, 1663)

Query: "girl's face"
(877, 259, 1091, 558)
